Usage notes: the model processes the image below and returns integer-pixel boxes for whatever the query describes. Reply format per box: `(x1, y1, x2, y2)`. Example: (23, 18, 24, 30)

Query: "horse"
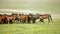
(15, 13, 22, 23)
(36, 14, 52, 23)
(5, 13, 17, 24)
(29, 14, 39, 23)
(16, 14, 31, 23)
(0, 14, 6, 24)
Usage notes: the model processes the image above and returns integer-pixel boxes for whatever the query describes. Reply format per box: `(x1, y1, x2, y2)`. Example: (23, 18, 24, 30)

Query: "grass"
(0, 18, 60, 34)
(0, 0, 60, 34)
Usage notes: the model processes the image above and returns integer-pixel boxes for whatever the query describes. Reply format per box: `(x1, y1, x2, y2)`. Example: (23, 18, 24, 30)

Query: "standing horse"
(16, 14, 28, 23)
(5, 13, 17, 24)
(21, 15, 29, 23)
(18, 13, 33, 23)
(37, 14, 52, 23)
(15, 14, 22, 23)
(0, 14, 6, 24)
(29, 14, 39, 23)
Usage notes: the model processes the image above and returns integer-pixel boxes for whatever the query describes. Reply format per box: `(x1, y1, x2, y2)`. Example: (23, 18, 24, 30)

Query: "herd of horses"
(0, 13, 52, 24)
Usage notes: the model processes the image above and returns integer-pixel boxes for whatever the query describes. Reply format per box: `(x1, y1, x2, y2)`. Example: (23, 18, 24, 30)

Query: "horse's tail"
(49, 15, 52, 21)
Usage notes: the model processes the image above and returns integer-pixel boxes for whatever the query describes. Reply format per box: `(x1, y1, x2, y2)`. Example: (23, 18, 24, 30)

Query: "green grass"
(0, 0, 60, 34)
(0, 18, 60, 34)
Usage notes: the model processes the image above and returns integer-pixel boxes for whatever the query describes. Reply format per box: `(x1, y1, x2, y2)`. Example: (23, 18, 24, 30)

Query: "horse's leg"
(26, 19, 29, 23)
(12, 19, 14, 23)
(10, 20, 12, 24)
(28, 19, 31, 23)
(27, 18, 31, 23)
(32, 20, 34, 23)
(1, 20, 4, 24)
(40, 19, 44, 23)
(32, 19, 36, 23)
(17, 19, 20, 23)
(23, 20, 25, 24)
(13, 20, 15, 23)
(48, 18, 50, 23)
(21, 19, 23, 23)
(0, 20, 2, 24)
(8, 19, 9, 24)
(19, 19, 21, 23)
(34, 20, 36, 23)
(49, 15, 52, 22)
(13, 18, 16, 23)
(18, 19, 22, 24)
(21, 19, 25, 23)
(19, 19, 20, 23)
(26, 18, 28, 23)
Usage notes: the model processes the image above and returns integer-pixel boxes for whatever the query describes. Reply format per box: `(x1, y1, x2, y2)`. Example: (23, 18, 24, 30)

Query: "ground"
(0, 18, 60, 34)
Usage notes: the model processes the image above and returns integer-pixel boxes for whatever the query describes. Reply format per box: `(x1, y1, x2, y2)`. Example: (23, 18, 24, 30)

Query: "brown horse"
(15, 14, 22, 23)
(21, 14, 33, 23)
(5, 13, 17, 24)
(16, 14, 31, 23)
(37, 14, 52, 23)
(0, 14, 6, 24)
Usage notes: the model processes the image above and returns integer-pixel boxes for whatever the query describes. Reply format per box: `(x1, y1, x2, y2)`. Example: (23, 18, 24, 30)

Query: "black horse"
(29, 14, 39, 23)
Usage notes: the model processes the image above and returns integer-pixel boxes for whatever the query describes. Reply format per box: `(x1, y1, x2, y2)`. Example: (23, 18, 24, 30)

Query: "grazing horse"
(37, 14, 52, 23)
(5, 13, 17, 24)
(0, 14, 6, 24)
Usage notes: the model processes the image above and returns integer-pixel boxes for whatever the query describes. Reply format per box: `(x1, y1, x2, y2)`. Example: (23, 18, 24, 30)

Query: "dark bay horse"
(37, 14, 52, 23)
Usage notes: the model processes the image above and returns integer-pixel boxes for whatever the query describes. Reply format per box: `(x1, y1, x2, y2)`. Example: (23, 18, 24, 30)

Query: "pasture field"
(0, 0, 60, 34)
(0, 18, 60, 34)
